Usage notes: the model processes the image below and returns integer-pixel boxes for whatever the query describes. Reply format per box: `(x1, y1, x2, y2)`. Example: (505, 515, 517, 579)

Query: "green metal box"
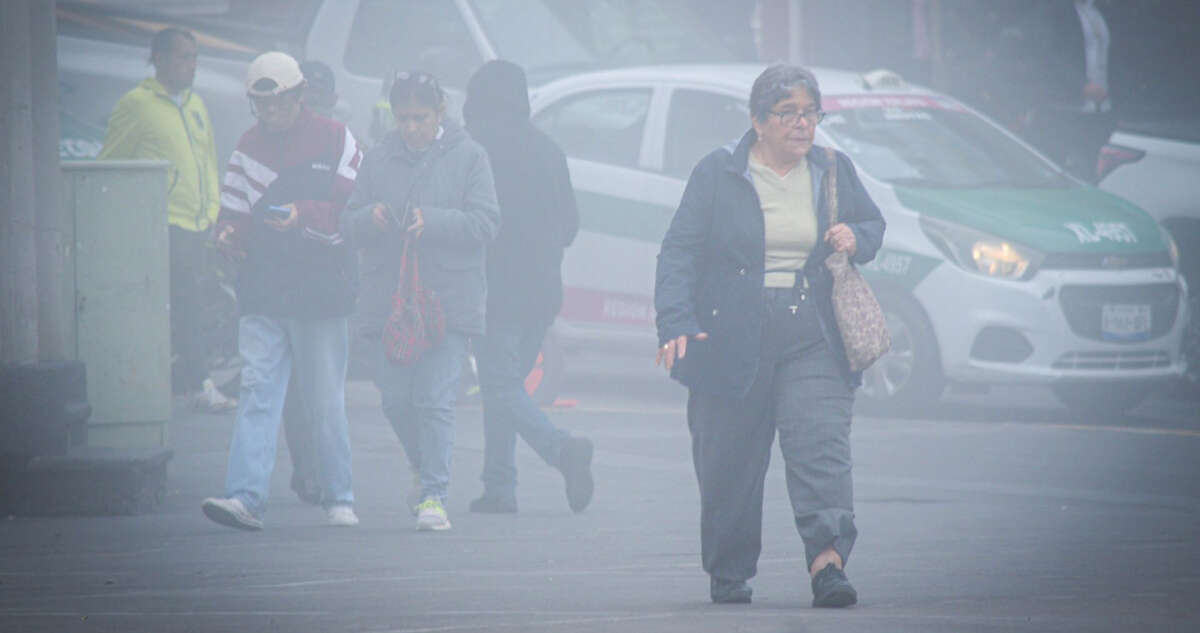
(61, 160, 171, 448)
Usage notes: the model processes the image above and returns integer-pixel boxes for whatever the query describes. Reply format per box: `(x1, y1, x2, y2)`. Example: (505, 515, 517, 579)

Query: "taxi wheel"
(1166, 221, 1200, 398)
(1052, 382, 1150, 417)
(1183, 286, 1200, 395)
(858, 290, 944, 412)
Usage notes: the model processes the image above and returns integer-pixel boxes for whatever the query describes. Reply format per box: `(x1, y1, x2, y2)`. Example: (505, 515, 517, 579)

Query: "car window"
(466, 0, 751, 84)
(534, 89, 651, 169)
(468, 0, 595, 77)
(819, 96, 1069, 188)
(664, 89, 749, 178)
(344, 0, 481, 89)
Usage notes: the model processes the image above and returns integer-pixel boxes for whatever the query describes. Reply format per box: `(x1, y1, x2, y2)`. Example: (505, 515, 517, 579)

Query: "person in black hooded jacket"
(462, 60, 594, 514)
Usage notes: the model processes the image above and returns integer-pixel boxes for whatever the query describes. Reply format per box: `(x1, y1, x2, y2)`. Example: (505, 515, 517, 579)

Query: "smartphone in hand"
(266, 204, 292, 220)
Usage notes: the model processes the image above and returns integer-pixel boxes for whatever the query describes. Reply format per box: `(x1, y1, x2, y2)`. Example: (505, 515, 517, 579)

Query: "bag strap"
(393, 152, 441, 294)
(824, 146, 839, 226)
(407, 236, 421, 289)
(395, 234, 421, 294)
(800, 147, 843, 287)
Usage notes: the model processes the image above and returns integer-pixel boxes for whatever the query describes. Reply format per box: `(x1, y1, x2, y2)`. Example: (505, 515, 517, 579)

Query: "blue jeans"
(476, 322, 568, 499)
(225, 315, 354, 517)
(374, 333, 467, 504)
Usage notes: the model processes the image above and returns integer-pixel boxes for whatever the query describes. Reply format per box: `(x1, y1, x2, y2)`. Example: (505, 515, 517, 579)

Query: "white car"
(529, 64, 1188, 414)
(1099, 122, 1200, 387)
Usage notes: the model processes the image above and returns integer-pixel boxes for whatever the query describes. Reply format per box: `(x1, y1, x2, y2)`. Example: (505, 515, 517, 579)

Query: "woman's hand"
(824, 223, 857, 255)
(265, 203, 298, 231)
(407, 207, 425, 238)
(656, 332, 709, 371)
(370, 203, 391, 231)
(215, 223, 244, 259)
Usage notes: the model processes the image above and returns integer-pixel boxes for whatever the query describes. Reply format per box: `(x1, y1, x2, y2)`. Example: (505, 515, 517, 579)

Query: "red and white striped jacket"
(216, 108, 364, 318)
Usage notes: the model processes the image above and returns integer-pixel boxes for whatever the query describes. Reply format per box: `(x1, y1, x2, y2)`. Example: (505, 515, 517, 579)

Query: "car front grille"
(1052, 350, 1172, 370)
(1058, 283, 1180, 342)
(1042, 251, 1172, 270)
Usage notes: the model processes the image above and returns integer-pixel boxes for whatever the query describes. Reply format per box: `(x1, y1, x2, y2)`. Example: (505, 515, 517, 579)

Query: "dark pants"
(169, 226, 209, 394)
(688, 287, 857, 583)
(476, 320, 568, 499)
(1028, 106, 1117, 183)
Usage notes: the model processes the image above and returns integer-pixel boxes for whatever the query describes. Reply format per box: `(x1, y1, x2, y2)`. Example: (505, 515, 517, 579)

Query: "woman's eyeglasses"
(768, 108, 825, 127)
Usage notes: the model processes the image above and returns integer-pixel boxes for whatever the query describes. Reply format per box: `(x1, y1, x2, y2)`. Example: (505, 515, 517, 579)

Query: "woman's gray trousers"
(687, 287, 857, 583)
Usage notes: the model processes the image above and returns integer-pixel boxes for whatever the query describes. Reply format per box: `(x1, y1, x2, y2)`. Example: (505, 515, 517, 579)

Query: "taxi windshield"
(470, 0, 749, 84)
(819, 96, 1070, 189)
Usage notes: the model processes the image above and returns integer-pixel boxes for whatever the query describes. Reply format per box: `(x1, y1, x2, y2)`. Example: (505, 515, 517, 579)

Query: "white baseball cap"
(245, 51, 305, 97)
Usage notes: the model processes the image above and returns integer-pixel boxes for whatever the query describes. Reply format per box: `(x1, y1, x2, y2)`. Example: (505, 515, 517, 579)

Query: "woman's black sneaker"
(557, 436, 594, 512)
(710, 577, 752, 604)
(811, 563, 857, 607)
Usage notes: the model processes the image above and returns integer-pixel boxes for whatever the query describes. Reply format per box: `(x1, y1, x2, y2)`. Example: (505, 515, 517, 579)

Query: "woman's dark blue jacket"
(654, 129, 886, 397)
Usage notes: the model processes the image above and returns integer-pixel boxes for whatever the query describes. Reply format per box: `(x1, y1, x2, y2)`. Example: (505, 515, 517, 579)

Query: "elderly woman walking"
(654, 64, 885, 607)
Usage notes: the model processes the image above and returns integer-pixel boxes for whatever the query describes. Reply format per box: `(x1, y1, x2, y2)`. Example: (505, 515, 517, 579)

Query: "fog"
(2, 1, 1198, 631)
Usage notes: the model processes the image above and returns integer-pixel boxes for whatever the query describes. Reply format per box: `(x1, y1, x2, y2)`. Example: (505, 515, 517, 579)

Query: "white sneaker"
(415, 498, 451, 531)
(326, 505, 360, 527)
(194, 378, 237, 413)
(201, 497, 262, 531)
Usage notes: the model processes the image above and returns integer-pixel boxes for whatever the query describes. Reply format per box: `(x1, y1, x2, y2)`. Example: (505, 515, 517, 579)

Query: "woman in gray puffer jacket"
(344, 71, 499, 532)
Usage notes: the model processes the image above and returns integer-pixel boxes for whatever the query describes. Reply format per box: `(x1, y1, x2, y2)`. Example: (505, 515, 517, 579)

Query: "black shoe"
(468, 493, 517, 514)
(557, 436, 594, 513)
(811, 563, 857, 608)
(290, 475, 321, 505)
(710, 577, 752, 604)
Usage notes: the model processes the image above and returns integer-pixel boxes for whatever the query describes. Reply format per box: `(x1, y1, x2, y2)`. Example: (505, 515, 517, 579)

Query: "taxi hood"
(894, 185, 1167, 254)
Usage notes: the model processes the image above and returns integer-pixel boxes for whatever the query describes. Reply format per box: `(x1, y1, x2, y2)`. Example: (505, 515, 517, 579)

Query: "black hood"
(463, 60, 531, 133)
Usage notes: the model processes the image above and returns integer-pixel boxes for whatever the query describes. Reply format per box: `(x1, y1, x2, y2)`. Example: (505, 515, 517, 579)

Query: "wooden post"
(1, 0, 39, 366)
(929, 0, 947, 91)
(32, 0, 65, 362)
(788, 0, 805, 65)
(1, 0, 64, 364)
(755, 0, 790, 62)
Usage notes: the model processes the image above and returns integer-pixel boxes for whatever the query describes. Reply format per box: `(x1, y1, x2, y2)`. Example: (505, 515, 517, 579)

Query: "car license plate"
(1101, 303, 1151, 341)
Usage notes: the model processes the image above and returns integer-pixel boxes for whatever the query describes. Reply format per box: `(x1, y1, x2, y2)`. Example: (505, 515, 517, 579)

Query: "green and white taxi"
(529, 65, 1187, 413)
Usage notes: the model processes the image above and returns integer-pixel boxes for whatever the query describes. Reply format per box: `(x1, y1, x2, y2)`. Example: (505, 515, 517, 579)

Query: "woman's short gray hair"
(749, 64, 821, 122)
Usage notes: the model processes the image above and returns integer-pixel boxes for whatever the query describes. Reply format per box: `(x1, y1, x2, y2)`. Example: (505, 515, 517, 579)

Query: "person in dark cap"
(462, 60, 593, 515)
(299, 59, 337, 118)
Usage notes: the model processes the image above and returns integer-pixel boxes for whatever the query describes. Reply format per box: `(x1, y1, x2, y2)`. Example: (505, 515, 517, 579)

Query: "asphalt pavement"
(1, 367, 1198, 633)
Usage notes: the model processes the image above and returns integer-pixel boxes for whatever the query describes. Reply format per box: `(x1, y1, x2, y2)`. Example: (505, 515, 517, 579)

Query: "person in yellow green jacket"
(99, 27, 233, 413)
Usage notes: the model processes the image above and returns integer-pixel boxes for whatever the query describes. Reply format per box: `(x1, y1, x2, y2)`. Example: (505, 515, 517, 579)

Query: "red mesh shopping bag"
(383, 237, 445, 365)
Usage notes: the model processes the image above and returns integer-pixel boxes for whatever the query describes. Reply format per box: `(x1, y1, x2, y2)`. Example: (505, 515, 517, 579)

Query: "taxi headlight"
(1160, 226, 1180, 269)
(972, 240, 1031, 278)
(920, 216, 1044, 280)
